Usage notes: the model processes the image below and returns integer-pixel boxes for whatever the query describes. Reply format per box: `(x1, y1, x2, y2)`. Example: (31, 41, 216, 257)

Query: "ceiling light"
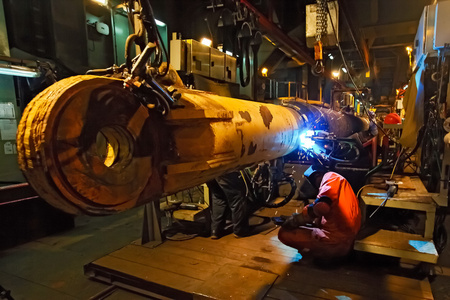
(92, 0, 108, 6)
(261, 67, 268, 77)
(0, 64, 40, 78)
(332, 71, 340, 78)
(328, 53, 334, 60)
(155, 19, 166, 27)
(342, 67, 348, 73)
(201, 38, 212, 47)
(406, 46, 413, 55)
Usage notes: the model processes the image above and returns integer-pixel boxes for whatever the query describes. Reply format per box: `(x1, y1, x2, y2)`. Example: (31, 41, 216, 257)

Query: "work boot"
(210, 229, 221, 239)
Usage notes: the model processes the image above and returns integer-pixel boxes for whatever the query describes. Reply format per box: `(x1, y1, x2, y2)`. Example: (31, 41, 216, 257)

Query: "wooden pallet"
(85, 200, 434, 299)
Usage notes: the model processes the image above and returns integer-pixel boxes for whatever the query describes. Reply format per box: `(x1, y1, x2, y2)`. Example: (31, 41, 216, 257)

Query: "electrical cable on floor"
(356, 184, 375, 199)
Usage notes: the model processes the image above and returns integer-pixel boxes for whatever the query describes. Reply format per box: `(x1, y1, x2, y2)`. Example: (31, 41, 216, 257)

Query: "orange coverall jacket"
(278, 172, 361, 258)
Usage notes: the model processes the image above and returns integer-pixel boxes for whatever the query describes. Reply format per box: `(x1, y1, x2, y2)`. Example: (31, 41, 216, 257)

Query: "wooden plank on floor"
(318, 266, 433, 296)
(159, 244, 242, 266)
(202, 229, 298, 256)
(90, 255, 203, 296)
(167, 236, 297, 265)
(265, 287, 329, 300)
(193, 263, 278, 300)
(164, 238, 296, 275)
(159, 243, 295, 278)
(275, 267, 434, 300)
(173, 204, 209, 222)
(108, 244, 221, 281)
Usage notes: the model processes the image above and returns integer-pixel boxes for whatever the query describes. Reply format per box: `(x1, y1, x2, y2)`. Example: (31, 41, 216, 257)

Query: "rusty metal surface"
(163, 88, 305, 194)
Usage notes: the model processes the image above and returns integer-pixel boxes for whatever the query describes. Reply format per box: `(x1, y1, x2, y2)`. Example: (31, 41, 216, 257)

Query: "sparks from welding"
(299, 130, 315, 149)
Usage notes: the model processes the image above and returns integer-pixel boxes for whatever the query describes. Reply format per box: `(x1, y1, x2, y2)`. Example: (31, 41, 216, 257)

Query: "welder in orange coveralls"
(278, 166, 361, 259)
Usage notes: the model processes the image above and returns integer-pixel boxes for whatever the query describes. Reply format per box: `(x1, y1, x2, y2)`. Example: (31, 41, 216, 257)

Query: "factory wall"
(0, 75, 24, 183)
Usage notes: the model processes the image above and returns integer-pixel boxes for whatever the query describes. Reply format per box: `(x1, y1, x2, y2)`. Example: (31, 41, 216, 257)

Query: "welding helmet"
(304, 165, 325, 178)
(303, 165, 327, 190)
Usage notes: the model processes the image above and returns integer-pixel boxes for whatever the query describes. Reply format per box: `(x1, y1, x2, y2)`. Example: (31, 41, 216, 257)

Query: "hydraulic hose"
(263, 177, 297, 208)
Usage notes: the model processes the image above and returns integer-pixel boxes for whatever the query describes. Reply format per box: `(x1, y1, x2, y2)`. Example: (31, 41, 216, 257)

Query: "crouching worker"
(278, 166, 361, 260)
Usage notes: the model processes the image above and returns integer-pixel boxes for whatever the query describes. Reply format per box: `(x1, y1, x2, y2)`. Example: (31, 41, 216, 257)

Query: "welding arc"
(17, 75, 158, 215)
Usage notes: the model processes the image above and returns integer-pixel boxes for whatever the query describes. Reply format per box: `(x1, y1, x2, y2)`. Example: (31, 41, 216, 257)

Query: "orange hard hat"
(384, 113, 401, 124)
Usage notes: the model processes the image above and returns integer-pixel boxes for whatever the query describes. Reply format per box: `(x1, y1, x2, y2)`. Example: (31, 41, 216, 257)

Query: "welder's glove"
(281, 213, 308, 230)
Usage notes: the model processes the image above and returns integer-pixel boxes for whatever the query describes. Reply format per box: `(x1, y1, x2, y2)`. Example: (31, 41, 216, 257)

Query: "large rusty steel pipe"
(17, 75, 368, 215)
(17, 75, 309, 215)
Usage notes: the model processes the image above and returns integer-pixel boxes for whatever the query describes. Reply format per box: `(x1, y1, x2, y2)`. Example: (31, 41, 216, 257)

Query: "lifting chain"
(315, 0, 328, 42)
(312, 0, 328, 76)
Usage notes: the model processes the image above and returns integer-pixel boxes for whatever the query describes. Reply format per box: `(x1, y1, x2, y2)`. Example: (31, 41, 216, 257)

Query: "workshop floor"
(0, 202, 449, 299)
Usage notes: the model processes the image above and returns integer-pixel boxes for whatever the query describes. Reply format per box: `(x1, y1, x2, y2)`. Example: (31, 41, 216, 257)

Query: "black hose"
(125, 34, 138, 70)
(86, 67, 115, 76)
(365, 161, 385, 179)
(155, 25, 170, 76)
(263, 177, 297, 208)
(251, 33, 261, 99)
(148, 88, 171, 115)
(239, 38, 251, 87)
(139, 0, 165, 69)
(149, 78, 174, 105)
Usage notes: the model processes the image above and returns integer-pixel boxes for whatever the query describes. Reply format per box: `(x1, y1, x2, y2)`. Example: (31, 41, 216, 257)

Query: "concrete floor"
(0, 207, 148, 299)
(0, 205, 449, 299)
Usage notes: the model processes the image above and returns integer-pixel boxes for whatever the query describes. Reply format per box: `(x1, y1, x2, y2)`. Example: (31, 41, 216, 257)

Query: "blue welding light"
(299, 130, 315, 149)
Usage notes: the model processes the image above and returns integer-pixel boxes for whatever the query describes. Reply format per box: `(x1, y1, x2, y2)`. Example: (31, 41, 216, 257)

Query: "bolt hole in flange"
(95, 125, 134, 169)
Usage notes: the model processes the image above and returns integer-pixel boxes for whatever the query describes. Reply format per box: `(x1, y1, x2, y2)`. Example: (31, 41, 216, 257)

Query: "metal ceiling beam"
(337, 0, 370, 71)
(240, 0, 314, 66)
(362, 21, 418, 40)
(371, 42, 412, 50)
(240, 0, 347, 87)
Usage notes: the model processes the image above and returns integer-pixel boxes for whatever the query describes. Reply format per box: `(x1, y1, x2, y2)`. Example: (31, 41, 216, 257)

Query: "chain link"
(316, 0, 328, 42)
